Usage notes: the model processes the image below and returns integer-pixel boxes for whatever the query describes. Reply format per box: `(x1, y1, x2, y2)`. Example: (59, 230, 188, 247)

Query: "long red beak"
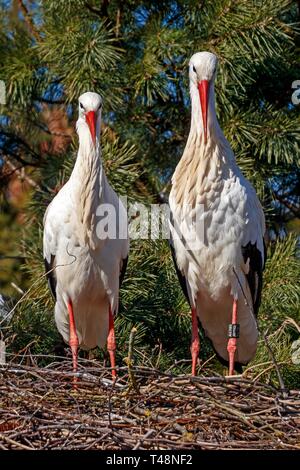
(85, 111, 97, 144)
(198, 80, 210, 144)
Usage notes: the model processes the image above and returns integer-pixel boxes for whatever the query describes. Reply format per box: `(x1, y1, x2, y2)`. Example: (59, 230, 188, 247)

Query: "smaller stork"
(43, 92, 129, 379)
(169, 52, 266, 375)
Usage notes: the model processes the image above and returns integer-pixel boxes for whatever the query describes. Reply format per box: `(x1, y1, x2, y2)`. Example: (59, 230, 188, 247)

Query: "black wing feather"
(241, 240, 266, 317)
(169, 211, 191, 306)
(169, 241, 191, 307)
(44, 255, 57, 300)
(113, 255, 129, 316)
(119, 256, 128, 288)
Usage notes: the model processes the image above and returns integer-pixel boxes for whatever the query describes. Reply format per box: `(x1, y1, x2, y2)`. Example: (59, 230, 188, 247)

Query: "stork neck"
(71, 129, 106, 247)
(190, 81, 224, 144)
(72, 134, 103, 195)
(170, 81, 238, 207)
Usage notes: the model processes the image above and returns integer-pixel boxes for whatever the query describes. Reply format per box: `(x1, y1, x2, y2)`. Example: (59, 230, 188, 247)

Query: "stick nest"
(1, 358, 299, 450)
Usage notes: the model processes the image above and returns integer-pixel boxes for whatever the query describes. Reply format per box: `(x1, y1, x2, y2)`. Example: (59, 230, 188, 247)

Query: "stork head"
(77, 92, 102, 146)
(189, 52, 218, 143)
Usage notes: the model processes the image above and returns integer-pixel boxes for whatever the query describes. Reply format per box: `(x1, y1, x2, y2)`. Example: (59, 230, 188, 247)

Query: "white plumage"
(169, 52, 266, 374)
(43, 92, 129, 376)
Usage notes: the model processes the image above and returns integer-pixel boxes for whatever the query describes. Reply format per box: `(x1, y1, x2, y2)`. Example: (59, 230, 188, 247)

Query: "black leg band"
(228, 323, 240, 338)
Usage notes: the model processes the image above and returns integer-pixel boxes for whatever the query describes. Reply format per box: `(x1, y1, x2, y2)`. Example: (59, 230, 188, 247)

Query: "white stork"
(43, 92, 129, 379)
(169, 52, 266, 376)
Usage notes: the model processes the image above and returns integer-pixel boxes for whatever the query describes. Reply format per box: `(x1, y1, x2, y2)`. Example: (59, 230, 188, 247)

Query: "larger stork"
(169, 52, 266, 375)
(43, 92, 129, 379)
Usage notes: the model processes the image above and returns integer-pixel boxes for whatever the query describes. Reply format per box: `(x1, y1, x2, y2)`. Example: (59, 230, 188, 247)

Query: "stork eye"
(80, 102, 84, 110)
(192, 65, 197, 73)
(98, 102, 102, 111)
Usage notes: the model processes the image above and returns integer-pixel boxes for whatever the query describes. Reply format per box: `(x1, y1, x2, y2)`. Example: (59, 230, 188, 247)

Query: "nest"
(1, 356, 300, 451)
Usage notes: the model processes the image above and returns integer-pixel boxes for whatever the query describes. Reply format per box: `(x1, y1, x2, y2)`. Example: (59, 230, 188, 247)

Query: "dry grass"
(0, 356, 300, 450)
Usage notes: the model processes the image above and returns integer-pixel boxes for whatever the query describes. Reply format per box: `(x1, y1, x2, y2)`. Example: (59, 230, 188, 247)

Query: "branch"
(262, 331, 288, 398)
(17, 0, 40, 41)
(34, 97, 66, 105)
(0, 150, 40, 168)
(0, 130, 42, 163)
(115, 8, 121, 38)
(124, 327, 139, 393)
(85, 0, 110, 17)
(4, 158, 40, 189)
(273, 190, 300, 218)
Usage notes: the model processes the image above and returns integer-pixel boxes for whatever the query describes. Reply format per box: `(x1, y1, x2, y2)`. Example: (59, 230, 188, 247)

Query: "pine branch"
(262, 330, 288, 397)
(17, 0, 40, 41)
(115, 8, 121, 38)
(4, 159, 40, 189)
(273, 190, 300, 217)
(34, 97, 66, 105)
(84, 0, 109, 18)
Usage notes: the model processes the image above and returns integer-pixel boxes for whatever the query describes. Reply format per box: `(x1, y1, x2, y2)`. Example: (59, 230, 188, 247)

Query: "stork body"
(169, 53, 266, 374)
(43, 92, 128, 378)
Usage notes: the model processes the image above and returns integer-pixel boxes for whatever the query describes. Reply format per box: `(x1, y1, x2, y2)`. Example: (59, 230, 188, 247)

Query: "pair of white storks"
(43, 52, 266, 379)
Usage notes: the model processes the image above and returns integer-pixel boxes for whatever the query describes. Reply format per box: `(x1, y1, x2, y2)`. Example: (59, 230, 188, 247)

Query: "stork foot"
(107, 306, 117, 379)
(67, 299, 79, 388)
(227, 299, 239, 376)
(191, 307, 200, 376)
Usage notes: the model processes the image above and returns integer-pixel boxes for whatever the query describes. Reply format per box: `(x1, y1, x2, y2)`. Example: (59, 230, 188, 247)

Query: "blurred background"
(0, 0, 299, 384)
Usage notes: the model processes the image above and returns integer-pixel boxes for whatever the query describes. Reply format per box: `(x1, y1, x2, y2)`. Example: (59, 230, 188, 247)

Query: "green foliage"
(260, 234, 300, 329)
(244, 320, 300, 390)
(0, 204, 23, 296)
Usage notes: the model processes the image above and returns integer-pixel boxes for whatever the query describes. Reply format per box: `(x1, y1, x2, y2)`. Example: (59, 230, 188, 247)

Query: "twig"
(115, 8, 121, 38)
(262, 332, 288, 398)
(0, 355, 299, 450)
(133, 429, 155, 450)
(0, 433, 34, 450)
(17, 0, 40, 41)
(0, 259, 77, 327)
(124, 327, 139, 393)
(5, 159, 40, 189)
(10, 283, 25, 295)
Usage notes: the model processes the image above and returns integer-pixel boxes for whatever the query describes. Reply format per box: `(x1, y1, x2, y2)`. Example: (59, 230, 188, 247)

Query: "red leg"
(191, 307, 200, 376)
(67, 299, 78, 385)
(107, 306, 117, 378)
(227, 298, 239, 376)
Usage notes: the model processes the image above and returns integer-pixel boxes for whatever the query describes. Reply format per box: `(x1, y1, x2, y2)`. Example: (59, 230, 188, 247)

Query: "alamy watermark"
(94, 197, 207, 250)
(0, 80, 6, 105)
(291, 80, 300, 105)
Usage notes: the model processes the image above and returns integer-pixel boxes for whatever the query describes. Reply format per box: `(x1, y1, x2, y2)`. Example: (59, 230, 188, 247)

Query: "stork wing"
(43, 200, 59, 301)
(241, 183, 267, 316)
(43, 184, 70, 301)
(119, 256, 128, 288)
(112, 255, 129, 317)
(168, 211, 191, 306)
(242, 239, 266, 317)
(44, 254, 57, 300)
(169, 239, 191, 306)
